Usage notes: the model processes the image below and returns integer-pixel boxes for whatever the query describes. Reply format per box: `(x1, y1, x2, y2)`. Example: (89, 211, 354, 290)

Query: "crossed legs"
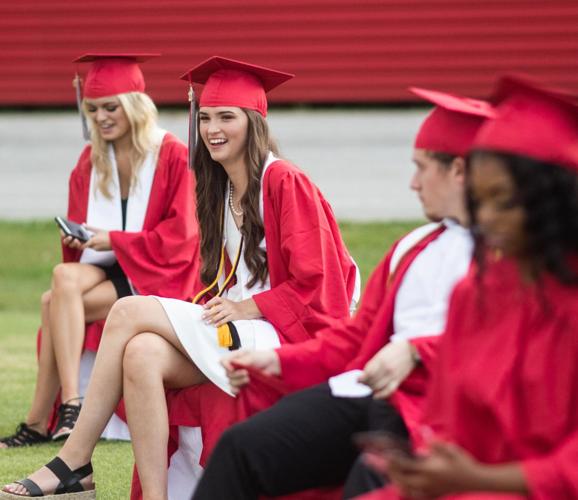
(3, 296, 205, 500)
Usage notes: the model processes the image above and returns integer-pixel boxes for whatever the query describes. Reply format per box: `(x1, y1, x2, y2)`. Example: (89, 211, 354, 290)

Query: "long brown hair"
(194, 109, 279, 288)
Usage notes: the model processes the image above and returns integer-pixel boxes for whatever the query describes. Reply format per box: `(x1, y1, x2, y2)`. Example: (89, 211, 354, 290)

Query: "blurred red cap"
(411, 87, 495, 157)
(473, 75, 578, 171)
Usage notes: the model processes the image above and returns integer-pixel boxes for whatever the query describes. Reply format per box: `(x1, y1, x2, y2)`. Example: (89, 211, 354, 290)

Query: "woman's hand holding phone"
(61, 232, 84, 249)
(55, 218, 110, 251)
(81, 226, 111, 251)
(354, 431, 415, 459)
(353, 430, 523, 497)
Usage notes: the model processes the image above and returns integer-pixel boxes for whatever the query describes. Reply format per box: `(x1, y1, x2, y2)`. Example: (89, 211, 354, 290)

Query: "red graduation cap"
(473, 75, 578, 171)
(411, 87, 495, 157)
(180, 56, 294, 117)
(73, 53, 159, 99)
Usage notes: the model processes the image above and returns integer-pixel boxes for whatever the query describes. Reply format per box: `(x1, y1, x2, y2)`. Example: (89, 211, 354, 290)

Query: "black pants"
(192, 382, 408, 500)
(342, 455, 388, 498)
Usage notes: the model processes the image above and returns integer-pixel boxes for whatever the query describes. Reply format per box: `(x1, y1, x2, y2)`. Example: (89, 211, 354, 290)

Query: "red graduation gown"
(276, 224, 446, 447)
(130, 158, 358, 499)
(62, 132, 202, 351)
(363, 257, 578, 500)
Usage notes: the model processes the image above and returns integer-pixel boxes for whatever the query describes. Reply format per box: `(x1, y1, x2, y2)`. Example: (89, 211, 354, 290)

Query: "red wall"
(1, 0, 578, 106)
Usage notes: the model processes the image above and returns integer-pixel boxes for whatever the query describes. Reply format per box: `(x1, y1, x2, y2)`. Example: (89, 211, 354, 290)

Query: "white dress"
(154, 182, 280, 396)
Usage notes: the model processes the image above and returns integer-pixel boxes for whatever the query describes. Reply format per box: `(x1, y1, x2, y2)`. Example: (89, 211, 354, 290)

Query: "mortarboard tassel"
(73, 73, 90, 141)
(217, 323, 233, 348)
(188, 84, 197, 169)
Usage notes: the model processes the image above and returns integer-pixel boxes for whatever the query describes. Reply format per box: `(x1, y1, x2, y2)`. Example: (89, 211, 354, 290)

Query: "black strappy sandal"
(0, 423, 51, 448)
(0, 457, 95, 498)
(51, 399, 82, 442)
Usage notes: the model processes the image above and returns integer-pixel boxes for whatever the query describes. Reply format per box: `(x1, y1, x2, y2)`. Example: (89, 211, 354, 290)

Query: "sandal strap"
(45, 457, 93, 494)
(63, 397, 83, 404)
(14, 478, 44, 497)
(54, 403, 81, 434)
(0, 423, 50, 447)
(72, 463, 93, 478)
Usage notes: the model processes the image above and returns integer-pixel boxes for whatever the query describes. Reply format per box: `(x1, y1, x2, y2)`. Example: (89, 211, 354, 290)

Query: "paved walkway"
(0, 108, 428, 221)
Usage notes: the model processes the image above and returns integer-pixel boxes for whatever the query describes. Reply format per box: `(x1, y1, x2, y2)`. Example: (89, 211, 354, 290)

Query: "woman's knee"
(105, 296, 148, 331)
(123, 333, 165, 382)
(40, 290, 52, 308)
(51, 263, 80, 293)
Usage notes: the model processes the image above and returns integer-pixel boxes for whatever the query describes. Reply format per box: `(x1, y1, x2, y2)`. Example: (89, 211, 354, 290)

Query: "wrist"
(470, 462, 528, 494)
(270, 351, 282, 376)
(241, 298, 261, 319)
(408, 342, 421, 366)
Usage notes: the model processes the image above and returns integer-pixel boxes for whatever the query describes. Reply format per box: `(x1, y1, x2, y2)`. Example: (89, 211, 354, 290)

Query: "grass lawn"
(0, 218, 422, 497)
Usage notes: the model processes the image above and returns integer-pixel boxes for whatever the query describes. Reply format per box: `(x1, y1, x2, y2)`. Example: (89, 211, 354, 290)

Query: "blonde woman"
(0, 54, 200, 449)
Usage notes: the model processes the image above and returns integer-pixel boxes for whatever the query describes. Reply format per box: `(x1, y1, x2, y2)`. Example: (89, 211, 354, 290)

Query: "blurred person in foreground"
(358, 76, 578, 499)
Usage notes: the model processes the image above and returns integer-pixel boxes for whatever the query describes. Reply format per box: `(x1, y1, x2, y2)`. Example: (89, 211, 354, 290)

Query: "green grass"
(0, 221, 61, 313)
(0, 218, 422, 496)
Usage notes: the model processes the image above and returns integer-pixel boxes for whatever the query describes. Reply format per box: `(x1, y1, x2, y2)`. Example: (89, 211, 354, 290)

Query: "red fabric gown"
(362, 256, 578, 500)
(275, 224, 446, 448)
(130, 158, 358, 499)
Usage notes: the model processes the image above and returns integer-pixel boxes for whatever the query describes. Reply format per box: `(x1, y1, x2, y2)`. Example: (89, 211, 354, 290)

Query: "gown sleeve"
(277, 253, 393, 390)
(62, 146, 91, 263)
(109, 137, 200, 298)
(252, 165, 354, 344)
(521, 411, 578, 497)
(409, 335, 440, 375)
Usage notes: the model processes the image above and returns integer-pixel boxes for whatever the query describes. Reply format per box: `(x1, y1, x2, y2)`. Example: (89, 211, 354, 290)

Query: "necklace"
(228, 183, 244, 217)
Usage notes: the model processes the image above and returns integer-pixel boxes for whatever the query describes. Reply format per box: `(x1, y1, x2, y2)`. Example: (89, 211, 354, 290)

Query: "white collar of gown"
(80, 127, 166, 266)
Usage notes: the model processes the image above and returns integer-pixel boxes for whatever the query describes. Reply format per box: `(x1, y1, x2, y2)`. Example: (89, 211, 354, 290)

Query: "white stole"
(388, 222, 443, 277)
(259, 151, 277, 220)
(80, 127, 166, 266)
(217, 152, 278, 291)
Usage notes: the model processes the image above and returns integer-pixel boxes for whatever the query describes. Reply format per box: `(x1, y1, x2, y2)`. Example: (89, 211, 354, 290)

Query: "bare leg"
(51, 279, 120, 439)
(25, 291, 60, 434)
(83, 280, 119, 324)
(1, 274, 118, 448)
(0, 292, 59, 449)
(2, 296, 205, 496)
(123, 332, 206, 500)
(49, 263, 110, 403)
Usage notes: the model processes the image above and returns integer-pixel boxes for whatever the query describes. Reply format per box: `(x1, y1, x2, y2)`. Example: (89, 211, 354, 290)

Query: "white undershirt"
(391, 219, 473, 342)
(223, 190, 271, 301)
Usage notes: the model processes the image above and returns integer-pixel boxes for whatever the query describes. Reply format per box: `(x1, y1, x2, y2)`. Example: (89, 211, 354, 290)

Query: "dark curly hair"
(466, 150, 578, 285)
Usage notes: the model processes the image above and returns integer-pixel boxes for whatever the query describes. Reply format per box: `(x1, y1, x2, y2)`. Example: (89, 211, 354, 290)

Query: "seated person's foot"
(52, 398, 83, 441)
(1, 456, 94, 498)
(0, 423, 50, 449)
